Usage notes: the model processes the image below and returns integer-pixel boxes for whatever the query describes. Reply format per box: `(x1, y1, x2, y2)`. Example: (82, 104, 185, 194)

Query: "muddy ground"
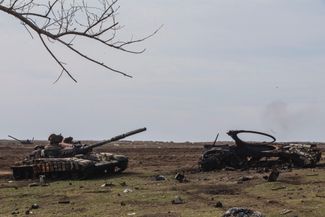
(0, 140, 324, 217)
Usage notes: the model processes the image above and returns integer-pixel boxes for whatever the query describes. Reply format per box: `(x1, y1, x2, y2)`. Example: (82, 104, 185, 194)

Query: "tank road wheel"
(199, 149, 245, 171)
(114, 165, 127, 174)
(227, 154, 246, 168)
(69, 171, 82, 179)
(114, 161, 128, 174)
(199, 152, 225, 171)
(12, 166, 34, 180)
(291, 155, 315, 168)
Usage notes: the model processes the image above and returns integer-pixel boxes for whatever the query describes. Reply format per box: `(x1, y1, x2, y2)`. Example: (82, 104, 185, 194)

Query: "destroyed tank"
(199, 130, 321, 171)
(11, 128, 146, 180)
(8, 135, 34, 144)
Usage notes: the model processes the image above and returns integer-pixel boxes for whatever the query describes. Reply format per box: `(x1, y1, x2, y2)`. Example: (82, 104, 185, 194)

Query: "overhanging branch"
(0, 0, 160, 82)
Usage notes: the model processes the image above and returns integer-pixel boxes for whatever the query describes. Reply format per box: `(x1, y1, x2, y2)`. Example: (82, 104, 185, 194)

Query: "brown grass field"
(0, 140, 324, 217)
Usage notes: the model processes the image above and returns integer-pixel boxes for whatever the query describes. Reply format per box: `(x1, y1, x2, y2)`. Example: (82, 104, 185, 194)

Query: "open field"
(0, 140, 325, 217)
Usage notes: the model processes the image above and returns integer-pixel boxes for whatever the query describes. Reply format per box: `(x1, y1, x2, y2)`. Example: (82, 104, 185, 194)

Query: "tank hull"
(11, 153, 128, 180)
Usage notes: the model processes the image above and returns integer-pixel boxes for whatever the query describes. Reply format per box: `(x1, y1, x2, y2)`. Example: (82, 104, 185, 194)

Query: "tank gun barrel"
(8, 135, 22, 142)
(8, 135, 34, 144)
(84, 127, 146, 151)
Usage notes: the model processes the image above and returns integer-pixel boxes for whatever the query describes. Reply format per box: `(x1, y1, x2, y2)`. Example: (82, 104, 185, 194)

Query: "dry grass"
(0, 141, 324, 217)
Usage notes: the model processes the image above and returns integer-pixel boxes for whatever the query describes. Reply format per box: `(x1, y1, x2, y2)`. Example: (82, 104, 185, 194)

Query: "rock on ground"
(222, 207, 264, 217)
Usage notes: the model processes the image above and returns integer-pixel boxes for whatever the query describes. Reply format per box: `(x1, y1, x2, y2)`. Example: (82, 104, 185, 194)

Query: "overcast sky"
(0, 0, 325, 142)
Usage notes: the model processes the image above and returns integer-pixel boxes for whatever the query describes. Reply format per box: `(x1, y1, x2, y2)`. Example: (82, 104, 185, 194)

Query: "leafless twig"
(0, 0, 159, 82)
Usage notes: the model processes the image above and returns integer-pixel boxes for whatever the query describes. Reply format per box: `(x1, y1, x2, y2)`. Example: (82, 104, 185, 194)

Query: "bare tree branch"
(39, 34, 77, 82)
(0, 0, 160, 82)
(53, 69, 64, 84)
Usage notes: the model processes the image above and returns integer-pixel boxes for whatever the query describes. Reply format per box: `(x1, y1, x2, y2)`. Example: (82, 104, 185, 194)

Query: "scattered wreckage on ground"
(199, 130, 321, 171)
(11, 128, 146, 180)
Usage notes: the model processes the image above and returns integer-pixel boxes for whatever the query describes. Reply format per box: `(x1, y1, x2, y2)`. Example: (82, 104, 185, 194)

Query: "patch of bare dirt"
(199, 184, 241, 195)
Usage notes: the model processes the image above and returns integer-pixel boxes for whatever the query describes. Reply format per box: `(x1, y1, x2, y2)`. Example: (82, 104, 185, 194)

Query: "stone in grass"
(101, 182, 115, 187)
(222, 207, 264, 217)
(280, 209, 292, 215)
(28, 183, 39, 187)
(268, 168, 280, 182)
(175, 173, 187, 183)
(25, 209, 33, 215)
(120, 182, 127, 187)
(238, 176, 254, 182)
(155, 175, 167, 181)
(11, 209, 19, 215)
(123, 188, 133, 193)
(58, 198, 70, 204)
(214, 201, 223, 208)
(31, 204, 39, 209)
(171, 196, 184, 204)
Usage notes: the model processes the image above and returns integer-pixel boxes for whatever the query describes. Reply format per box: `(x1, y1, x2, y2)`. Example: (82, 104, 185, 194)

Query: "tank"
(11, 128, 146, 180)
(8, 135, 34, 144)
(199, 130, 321, 171)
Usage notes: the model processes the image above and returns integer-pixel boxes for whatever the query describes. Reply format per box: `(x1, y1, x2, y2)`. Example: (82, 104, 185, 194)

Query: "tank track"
(11, 157, 127, 180)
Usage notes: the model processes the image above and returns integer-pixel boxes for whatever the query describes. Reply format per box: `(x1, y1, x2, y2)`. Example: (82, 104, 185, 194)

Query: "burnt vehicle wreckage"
(11, 128, 146, 180)
(199, 130, 321, 171)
